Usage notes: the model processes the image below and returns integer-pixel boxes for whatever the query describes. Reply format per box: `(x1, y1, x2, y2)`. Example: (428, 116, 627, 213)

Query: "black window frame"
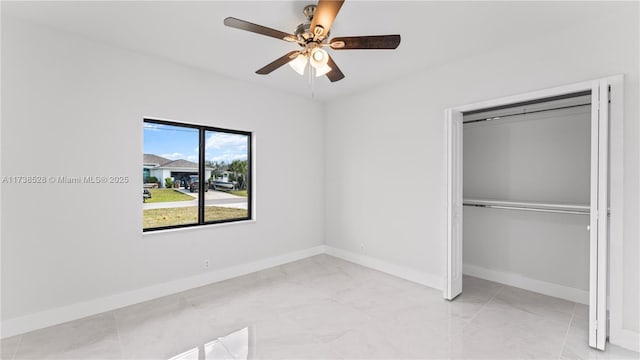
(143, 118, 252, 232)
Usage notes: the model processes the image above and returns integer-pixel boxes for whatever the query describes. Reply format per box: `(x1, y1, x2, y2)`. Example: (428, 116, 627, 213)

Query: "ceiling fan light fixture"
(309, 48, 329, 69)
(224, 0, 400, 83)
(315, 64, 332, 77)
(288, 53, 308, 75)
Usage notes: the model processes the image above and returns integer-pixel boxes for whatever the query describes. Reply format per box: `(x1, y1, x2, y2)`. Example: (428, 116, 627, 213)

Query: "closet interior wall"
(462, 98, 592, 303)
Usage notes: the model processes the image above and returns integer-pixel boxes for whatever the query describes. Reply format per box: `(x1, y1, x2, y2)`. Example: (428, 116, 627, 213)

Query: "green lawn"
(145, 188, 195, 203)
(229, 190, 248, 197)
(143, 206, 248, 229)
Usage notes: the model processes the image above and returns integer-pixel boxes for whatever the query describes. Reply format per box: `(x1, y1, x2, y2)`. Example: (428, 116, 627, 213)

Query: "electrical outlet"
(203, 259, 210, 269)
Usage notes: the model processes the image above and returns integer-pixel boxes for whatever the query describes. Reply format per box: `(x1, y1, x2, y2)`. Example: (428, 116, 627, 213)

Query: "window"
(143, 119, 251, 231)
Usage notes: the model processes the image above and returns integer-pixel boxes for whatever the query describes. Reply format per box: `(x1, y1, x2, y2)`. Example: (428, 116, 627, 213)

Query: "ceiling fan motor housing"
(303, 5, 316, 21)
(296, 5, 329, 44)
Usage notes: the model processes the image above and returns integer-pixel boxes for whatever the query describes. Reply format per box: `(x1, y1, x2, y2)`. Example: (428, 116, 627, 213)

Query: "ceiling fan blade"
(330, 35, 401, 50)
(224, 17, 296, 42)
(326, 55, 345, 82)
(256, 51, 300, 75)
(310, 0, 345, 39)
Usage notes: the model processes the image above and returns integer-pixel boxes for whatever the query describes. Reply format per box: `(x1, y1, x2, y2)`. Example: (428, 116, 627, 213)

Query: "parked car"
(143, 189, 151, 203)
(188, 175, 208, 193)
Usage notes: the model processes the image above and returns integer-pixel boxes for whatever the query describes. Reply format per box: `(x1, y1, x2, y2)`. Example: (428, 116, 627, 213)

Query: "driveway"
(175, 188, 241, 201)
(144, 189, 248, 210)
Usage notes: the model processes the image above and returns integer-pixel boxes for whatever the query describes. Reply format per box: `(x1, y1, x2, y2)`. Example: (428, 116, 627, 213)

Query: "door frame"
(443, 76, 624, 350)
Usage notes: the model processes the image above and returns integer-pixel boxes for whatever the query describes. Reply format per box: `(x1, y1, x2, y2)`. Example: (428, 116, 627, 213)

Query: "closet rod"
(463, 203, 590, 215)
(463, 103, 591, 124)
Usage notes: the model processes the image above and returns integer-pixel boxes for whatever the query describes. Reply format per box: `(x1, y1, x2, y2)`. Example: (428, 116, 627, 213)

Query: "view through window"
(143, 119, 251, 231)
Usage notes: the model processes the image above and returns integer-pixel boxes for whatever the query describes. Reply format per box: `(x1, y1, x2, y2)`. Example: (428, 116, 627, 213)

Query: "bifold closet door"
(589, 80, 609, 351)
(444, 79, 610, 351)
(444, 109, 463, 300)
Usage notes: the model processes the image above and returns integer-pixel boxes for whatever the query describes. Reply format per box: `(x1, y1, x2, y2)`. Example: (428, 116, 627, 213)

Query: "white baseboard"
(1, 245, 325, 339)
(324, 246, 443, 291)
(10, 245, 631, 351)
(463, 263, 589, 305)
(610, 327, 640, 353)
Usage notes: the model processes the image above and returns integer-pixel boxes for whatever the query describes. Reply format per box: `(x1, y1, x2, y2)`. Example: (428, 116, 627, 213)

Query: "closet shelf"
(463, 198, 590, 215)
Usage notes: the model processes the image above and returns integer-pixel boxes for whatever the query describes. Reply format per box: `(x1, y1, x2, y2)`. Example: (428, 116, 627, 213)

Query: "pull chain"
(308, 63, 315, 99)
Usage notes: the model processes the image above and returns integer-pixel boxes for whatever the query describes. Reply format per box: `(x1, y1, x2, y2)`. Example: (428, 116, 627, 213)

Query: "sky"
(143, 122, 248, 164)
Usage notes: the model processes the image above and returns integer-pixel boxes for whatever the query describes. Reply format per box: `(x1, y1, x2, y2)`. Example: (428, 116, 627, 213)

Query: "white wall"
(324, 3, 639, 343)
(2, 3, 639, 350)
(464, 107, 591, 204)
(1, 17, 324, 327)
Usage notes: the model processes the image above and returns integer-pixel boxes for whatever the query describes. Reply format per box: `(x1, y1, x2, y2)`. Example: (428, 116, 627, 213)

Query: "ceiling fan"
(224, 0, 401, 82)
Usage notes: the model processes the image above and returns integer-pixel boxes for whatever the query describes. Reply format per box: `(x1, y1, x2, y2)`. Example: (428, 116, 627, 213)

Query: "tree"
(228, 160, 248, 189)
(206, 160, 227, 171)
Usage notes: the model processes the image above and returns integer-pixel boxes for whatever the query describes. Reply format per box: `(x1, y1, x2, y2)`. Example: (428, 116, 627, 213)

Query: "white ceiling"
(2, 1, 613, 102)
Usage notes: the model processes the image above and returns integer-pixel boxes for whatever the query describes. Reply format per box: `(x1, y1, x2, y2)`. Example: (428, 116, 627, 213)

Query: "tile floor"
(2, 255, 639, 359)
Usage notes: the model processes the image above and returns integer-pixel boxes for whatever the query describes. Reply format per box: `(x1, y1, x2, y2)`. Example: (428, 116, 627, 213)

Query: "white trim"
(251, 131, 257, 221)
(463, 264, 589, 305)
(452, 79, 595, 113)
(588, 81, 602, 348)
(324, 246, 443, 291)
(595, 79, 610, 350)
(1, 245, 325, 339)
(142, 219, 256, 236)
(605, 75, 627, 351)
(609, 328, 640, 353)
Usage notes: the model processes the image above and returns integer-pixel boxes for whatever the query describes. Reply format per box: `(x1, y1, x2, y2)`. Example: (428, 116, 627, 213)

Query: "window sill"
(142, 219, 256, 236)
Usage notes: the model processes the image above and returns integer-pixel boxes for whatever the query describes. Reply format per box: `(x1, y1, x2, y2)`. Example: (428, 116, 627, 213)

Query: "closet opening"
(463, 90, 592, 222)
(444, 78, 621, 351)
